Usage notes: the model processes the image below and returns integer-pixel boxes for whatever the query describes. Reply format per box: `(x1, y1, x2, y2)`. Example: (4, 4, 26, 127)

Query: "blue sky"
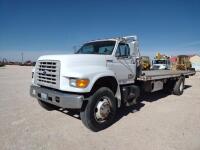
(0, 0, 200, 61)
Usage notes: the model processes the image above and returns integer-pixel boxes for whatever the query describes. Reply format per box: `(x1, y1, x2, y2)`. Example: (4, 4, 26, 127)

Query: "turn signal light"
(76, 79, 89, 88)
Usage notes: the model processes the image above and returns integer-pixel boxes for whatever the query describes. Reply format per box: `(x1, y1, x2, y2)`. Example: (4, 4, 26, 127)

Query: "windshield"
(154, 60, 167, 64)
(76, 41, 116, 55)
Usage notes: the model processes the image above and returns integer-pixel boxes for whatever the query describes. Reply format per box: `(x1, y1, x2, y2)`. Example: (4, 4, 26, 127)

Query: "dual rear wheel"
(164, 76, 185, 95)
(173, 76, 185, 95)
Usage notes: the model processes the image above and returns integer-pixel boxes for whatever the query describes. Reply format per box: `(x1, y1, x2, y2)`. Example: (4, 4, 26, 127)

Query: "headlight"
(69, 78, 90, 88)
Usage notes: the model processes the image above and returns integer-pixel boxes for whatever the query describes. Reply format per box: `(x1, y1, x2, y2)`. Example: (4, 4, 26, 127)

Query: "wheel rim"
(94, 96, 112, 123)
(180, 81, 184, 91)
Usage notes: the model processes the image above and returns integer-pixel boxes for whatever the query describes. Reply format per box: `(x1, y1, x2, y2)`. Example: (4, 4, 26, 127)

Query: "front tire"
(80, 87, 117, 132)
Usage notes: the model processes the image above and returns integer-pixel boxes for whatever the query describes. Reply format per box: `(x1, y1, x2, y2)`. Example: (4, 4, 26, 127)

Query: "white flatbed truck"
(30, 36, 196, 131)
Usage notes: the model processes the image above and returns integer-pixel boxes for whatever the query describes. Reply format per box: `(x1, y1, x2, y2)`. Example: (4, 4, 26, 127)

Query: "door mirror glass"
(115, 43, 130, 58)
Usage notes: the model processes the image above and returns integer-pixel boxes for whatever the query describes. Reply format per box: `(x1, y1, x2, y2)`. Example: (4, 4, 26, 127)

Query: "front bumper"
(30, 85, 84, 109)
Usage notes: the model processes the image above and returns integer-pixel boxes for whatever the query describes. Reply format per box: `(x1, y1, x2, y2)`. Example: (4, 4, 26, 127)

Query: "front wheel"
(80, 87, 117, 132)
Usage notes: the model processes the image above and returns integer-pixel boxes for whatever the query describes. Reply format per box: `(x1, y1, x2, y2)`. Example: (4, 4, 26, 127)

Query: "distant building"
(170, 56, 177, 63)
(190, 55, 200, 71)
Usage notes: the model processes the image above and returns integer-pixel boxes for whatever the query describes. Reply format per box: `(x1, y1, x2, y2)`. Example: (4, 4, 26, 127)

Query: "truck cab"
(152, 58, 171, 70)
(30, 36, 141, 131)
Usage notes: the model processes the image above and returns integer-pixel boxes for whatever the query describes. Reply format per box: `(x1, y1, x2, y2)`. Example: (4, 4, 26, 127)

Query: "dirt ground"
(0, 65, 200, 150)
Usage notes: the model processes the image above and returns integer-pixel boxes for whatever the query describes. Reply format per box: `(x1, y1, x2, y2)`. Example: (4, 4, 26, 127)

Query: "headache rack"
(34, 60, 60, 89)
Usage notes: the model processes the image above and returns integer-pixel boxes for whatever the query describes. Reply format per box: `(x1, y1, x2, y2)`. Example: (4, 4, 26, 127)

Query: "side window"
(116, 43, 130, 57)
(80, 45, 94, 54)
(99, 46, 114, 55)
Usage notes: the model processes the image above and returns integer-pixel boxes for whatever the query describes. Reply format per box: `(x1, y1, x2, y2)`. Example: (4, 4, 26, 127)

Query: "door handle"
(106, 60, 113, 63)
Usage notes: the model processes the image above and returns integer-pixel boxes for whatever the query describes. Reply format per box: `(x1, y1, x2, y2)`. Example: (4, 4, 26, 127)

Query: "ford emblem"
(43, 70, 47, 75)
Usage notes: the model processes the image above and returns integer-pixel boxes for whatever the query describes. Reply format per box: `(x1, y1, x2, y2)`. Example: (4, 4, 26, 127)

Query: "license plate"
(41, 93, 47, 100)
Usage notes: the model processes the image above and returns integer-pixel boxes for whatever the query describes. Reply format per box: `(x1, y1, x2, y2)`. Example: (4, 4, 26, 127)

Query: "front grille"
(152, 65, 160, 70)
(35, 60, 60, 89)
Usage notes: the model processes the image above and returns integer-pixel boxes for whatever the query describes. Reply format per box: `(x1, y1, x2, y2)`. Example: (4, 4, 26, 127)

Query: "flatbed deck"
(137, 70, 196, 81)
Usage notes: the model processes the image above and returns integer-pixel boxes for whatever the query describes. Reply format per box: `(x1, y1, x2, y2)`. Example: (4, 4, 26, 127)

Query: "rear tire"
(80, 87, 117, 132)
(173, 77, 185, 95)
(37, 99, 58, 111)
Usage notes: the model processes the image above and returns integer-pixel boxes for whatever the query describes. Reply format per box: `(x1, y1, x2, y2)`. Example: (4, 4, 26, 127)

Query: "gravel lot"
(0, 65, 200, 150)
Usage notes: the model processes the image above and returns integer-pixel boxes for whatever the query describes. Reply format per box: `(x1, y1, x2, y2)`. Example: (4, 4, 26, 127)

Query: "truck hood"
(38, 54, 107, 67)
(36, 54, 115, 92)
(153, 64, 166, 67)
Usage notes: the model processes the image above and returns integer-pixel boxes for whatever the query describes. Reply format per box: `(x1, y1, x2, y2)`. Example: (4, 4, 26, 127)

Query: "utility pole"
(21, 52, 24, 64)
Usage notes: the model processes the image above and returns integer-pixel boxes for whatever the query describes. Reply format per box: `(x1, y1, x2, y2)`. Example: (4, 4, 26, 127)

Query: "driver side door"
(107, 42, 136, 84)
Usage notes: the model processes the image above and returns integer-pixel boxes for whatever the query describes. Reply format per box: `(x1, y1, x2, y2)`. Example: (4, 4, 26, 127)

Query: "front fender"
(59, 65, 122, 107)
(87, 70, 117, 92)
(60, 66, 117, 93)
